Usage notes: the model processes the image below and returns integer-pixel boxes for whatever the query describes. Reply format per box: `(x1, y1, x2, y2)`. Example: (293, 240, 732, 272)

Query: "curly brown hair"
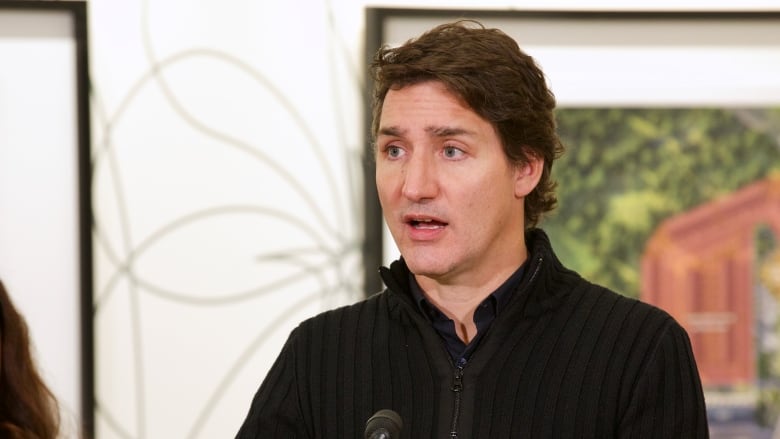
(371, 20, 564, 227)
(0, 280, 60, 439)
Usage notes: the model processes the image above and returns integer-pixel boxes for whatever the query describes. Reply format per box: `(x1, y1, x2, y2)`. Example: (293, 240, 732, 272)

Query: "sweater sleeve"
(619, 318, 709, 438)
(235, 328, 309, 439)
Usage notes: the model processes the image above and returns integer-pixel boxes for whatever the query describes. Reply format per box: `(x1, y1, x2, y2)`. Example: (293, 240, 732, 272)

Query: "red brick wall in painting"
(641, 176, 780, 386)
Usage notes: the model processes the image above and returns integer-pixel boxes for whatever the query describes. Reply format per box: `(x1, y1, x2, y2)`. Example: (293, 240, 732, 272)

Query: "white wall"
(5, 0, 778, 438)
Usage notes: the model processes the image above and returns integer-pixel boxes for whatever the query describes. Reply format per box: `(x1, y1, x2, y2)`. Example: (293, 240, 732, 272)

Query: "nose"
(401, 152, 438, 201)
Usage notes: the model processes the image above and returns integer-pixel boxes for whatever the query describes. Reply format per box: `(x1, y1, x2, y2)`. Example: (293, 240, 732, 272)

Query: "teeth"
(412, 218, 442, 229)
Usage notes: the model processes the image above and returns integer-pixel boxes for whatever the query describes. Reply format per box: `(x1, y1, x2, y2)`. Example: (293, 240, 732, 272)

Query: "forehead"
(378, 83, 505, 150)
(383, 81, 464, 108)
(379, 82, 484, 130)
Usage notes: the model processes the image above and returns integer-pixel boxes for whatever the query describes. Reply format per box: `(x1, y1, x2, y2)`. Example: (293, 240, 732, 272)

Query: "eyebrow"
(377, 126, 405, 137)
(377, 125, 476, 138)
(426, 126, 475, 137)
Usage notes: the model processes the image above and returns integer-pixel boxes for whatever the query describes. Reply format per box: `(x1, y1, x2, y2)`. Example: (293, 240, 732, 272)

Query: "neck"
(418, 284, 485, 343)
(415, 254, 526, 343)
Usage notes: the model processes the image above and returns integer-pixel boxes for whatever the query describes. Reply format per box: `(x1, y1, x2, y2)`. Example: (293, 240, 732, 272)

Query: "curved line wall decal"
(90, 1, 365, 436)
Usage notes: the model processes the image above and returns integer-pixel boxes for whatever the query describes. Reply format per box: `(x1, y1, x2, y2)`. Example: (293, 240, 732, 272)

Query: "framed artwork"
(365, 8, 780, 437)
(0, 1, 92, 437)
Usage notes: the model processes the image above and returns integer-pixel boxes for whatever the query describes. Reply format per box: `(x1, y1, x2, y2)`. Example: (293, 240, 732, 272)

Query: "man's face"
(375, 81, 533, 286)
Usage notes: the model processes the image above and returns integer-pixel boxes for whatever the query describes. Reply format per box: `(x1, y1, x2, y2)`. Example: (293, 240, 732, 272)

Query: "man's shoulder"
(296, 290, 389, 328)
(280, 291, 407, 354)
(576, 280, 680, 337)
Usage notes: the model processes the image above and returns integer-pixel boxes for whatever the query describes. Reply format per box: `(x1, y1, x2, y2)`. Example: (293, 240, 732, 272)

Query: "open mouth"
(408, 218, 447, 229)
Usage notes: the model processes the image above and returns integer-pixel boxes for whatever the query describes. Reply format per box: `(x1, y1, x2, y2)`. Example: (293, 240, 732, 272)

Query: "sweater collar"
(378, 228, 575, 317)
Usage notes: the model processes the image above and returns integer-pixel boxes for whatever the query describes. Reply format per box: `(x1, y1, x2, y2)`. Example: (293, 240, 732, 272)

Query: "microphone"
(364, 409, 403, 439)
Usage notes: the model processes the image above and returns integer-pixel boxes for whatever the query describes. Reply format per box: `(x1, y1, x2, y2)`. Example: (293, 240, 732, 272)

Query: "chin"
(403, 255, 450, 278)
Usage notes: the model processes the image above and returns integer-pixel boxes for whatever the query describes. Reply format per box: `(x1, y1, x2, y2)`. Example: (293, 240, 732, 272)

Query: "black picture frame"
(0, 1, 93, 437)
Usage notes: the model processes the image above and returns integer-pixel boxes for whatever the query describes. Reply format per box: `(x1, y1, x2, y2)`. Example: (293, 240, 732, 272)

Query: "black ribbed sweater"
(236, 229, 709, 438)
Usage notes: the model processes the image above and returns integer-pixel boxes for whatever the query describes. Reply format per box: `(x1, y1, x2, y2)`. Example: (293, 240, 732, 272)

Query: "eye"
(443, 145, 465, 159)
(385, 145, 404, 159)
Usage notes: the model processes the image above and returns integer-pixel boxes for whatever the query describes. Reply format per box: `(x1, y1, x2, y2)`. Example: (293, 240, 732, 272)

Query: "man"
(237, 20, 708, 438)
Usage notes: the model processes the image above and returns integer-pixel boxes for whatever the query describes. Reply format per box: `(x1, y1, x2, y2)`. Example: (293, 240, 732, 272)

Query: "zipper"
(445, 256, 543, 438)
(449, 358, 466, 438)
(379, 254, 545, 437)
(526, 255, 543, 290)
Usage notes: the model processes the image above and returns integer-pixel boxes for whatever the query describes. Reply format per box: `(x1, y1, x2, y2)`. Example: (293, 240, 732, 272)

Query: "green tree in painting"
(756, 226, 780, 427)
(545, 107, 780, 298)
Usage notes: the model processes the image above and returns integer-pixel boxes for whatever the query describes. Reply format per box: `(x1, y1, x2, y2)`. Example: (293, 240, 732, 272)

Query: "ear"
(513, 153, 544, 198)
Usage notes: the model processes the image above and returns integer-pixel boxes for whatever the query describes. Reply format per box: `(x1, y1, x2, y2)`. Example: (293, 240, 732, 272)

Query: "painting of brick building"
(641, 176, 780, 386)
(550, 107, 780, 435)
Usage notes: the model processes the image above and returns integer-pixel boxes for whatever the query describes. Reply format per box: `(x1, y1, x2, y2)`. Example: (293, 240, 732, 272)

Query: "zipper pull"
(451, 357, 466, 392)
(451, 366, 464, 392)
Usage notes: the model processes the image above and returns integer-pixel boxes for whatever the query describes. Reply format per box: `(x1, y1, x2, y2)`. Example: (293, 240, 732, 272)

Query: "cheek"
(375, 167, 388, 192)
(375, 171, 388, 191)
(376, 166, 403, 195)
(466, 178, 515, 218)
(375, 177, 396, 211)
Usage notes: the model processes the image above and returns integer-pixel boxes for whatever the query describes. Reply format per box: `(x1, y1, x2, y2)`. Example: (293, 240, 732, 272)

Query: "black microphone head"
(364, 409, 403, 439)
